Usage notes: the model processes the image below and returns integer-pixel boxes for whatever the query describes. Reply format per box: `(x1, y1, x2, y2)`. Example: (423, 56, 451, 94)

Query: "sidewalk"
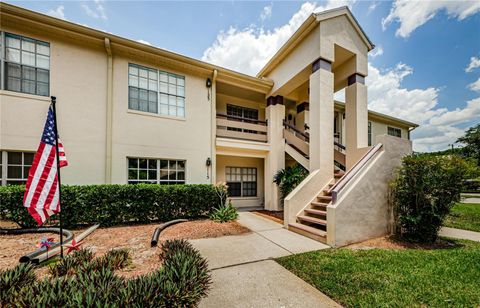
(440, 227, 480, 242)
(191, 212, 339, 308)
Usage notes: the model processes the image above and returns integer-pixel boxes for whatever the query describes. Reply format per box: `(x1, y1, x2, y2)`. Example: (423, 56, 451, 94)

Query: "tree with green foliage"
(457, 123, 480, 166)
(391, 154, 477, 243)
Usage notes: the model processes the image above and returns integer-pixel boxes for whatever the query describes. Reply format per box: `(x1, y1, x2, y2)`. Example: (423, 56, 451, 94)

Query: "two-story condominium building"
(0, 3, 417, 246)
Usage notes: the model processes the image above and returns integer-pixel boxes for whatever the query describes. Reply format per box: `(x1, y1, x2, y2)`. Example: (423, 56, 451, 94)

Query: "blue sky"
(7, 0, 480, 152)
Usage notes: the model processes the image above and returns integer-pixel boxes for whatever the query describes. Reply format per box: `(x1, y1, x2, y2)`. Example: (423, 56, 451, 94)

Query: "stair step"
(311, 201, 329, 208)
(288, 223, 327, 240)
(334, 173, 344, 178)
(317, 195, 332, 202)
(298, 215, 327, 226)
(323, 189, 332, 195)
(305, 208, 327, 216)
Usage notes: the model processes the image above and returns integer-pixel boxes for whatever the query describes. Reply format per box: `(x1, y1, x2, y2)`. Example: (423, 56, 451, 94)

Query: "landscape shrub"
(273, 164, 309, 200)
(1, 240, 211, 307)
(0, 184, 225, 228)
(391, 154, 475, 243)
(209, 202, 238, 222)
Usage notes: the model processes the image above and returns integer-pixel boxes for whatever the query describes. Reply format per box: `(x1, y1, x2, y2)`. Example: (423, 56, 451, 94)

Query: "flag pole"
(51, 96, 64, 258)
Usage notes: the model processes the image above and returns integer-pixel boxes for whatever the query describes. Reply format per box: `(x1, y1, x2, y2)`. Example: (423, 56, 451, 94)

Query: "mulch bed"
(253, 210, 284, 224)
(346, 235, 458, 250)
(0, 220, 250, 278)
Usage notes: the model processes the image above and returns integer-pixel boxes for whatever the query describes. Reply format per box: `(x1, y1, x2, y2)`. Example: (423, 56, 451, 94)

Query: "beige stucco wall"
(327, 135, 412, 247)
(215, 155, 264, 208)
(0, 26, 108, 185)
(110, 56, 213, 184)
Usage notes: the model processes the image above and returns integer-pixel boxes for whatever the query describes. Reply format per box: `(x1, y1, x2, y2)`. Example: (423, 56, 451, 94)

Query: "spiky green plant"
(0, 263, 36, 305)
(209, 201, 238, 223)
(49, 248, 94, 277)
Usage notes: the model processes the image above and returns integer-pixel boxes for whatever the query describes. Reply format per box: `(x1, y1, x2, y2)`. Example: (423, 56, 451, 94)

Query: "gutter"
(104, 38, 113, 183)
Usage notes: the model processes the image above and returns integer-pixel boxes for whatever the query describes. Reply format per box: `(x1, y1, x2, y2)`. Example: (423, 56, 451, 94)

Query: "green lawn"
(444, 203, 480, 232)
(277, 239, 480, 307)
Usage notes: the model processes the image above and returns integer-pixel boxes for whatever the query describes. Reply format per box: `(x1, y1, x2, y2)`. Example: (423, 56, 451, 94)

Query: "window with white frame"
(128, 63, 185, 117)
(3, 33, 50, 96)
(387, 126, 402, 138)
(127, 158, 186, 185)
(226, 167, 257, 197)
(0, 151, 34, 185)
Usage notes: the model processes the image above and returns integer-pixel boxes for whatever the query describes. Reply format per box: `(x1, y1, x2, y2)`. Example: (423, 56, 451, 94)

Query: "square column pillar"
(264, 96, 285, 211)
(345, 74, 368, 169)
(309, 58, 334, 179)
(295, 102, 309, 133)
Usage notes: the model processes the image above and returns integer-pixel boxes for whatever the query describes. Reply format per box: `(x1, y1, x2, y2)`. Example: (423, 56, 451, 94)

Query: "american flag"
(23, 105, 68, 226)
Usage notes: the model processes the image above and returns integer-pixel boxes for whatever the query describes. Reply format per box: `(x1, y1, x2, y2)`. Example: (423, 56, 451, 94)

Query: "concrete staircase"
(288, 169, 345, 244)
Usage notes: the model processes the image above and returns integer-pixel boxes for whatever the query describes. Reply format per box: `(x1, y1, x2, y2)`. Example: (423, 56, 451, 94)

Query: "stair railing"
(283, 120, 309, 142)
(329, 143, 383, 204)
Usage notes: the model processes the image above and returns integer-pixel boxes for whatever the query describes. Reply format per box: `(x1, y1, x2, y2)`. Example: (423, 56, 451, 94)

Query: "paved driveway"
(190, 212, 340, 308)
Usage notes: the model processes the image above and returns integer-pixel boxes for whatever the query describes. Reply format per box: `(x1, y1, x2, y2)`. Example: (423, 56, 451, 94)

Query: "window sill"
(127, 109, 186, 121)
(0, 90, 51, 102)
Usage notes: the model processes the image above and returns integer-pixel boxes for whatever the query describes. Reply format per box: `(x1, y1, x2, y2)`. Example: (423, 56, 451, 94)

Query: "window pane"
(149, 79, 158, 91)
(22, 80, 36, 94)
(129, 75, 138, 87)
(128, 169, 137, 180)
(22, 39, 35, 52)
(160, 170, 169, 180)
(160, 93, 168, 104)
(37, 43, 50, 56)
(149, 101, 158, 114)
(21, 51, 35, 66)
(139, 159, 147, 168)
(128, 158, 138, 168)
(6, 48, 20, 63)
(8, 152, 22, 164)
(169, 105, 177, 116)
(160, 72, 168, 82)
(7, 78, 21, 92)
(139, 77, 148, 89)
(177, 97, 184, 107)
(36, 55, 49, 69)
(23, 66, 36, 80)
(227, 182, 241, 197)
(139, 68, 148, 78)
(129, 65, 138, 76)
(160, 160, 168, 169)
(7, 166, 22, 178)
(37, 69, 49, 83)
(139, 100, 148, 112)
(177, 86, 185, 97)
(6, 36, 20, 48)
(160, 104, 168, 115)
(37, 82, 49, 96)
(148, 70, 157, 80)
(177, 171, 185, 181)
(177, 77, 185, 86)
(139, 170, 147, 179)
(168, 75, 176, 84)
(168, 84, 176, 95)
(148, 170, 157, 180)
(129, 97, 139, 110)
(6, 63, 21, 78)
(23, 167, 31, 179)
(160, 82, 168, 93)
(177, 107, 185, 118)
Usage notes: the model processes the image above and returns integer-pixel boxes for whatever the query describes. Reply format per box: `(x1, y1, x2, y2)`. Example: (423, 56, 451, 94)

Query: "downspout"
(104, 38, 113, 184)
(210, 69, 218, 184)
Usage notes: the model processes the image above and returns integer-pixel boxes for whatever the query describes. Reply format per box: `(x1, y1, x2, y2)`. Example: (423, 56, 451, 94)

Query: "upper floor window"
(0, 151, 34, 186)
(127, 157, 186, 185)
(2, 33, 50, 96)
(128, 63, 185, 118)
(387, 126, 402, 138)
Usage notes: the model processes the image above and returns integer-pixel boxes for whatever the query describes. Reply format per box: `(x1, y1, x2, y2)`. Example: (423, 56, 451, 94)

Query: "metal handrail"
(283, 120, 309, 141)
(216, 113, 267, 125)
(330, 143, 383, 204)
(334, 141, 346, 150)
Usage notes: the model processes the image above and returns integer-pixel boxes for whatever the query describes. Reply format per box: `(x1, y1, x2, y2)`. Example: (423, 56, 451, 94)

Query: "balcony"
(216, 113, 267, 142)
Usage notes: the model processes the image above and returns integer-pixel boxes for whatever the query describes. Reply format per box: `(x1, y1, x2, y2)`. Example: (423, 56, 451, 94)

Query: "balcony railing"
(216, 113, 268, 142)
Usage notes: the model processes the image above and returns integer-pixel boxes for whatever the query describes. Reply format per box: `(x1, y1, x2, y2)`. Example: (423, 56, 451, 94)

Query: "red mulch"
(0, 220, 250, 278)
(253, 210, 284, 224)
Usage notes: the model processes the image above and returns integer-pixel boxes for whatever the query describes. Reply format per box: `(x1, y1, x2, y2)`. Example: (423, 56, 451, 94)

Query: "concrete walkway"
(192, 212, 339, 307)
(440, 227, 480, 242)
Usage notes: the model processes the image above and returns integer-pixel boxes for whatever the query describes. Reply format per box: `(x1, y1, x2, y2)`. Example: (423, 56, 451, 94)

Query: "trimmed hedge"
(0, 184, 224, 228)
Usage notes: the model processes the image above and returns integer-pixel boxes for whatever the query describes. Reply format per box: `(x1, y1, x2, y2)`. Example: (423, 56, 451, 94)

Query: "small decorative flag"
(23, 105, 68, 226)
(66, 239, 83, 254)
(37, 237, 55, 251)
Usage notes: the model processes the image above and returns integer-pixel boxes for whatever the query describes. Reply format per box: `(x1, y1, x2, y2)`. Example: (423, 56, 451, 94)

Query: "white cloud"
(260, 3, 273, 21)
(468, 77, 480, 92)
(81, 0, 107, 20)
(202, 1, 354, 76)
(367, 2, 378, 14)
(369, 46, 383, 58)
(136, 39, 152, 46)
(465, 56, 480, 73)
(47, 5, 66, 20)
(367, 62, 480, 152)
(382, 0, 480, 38)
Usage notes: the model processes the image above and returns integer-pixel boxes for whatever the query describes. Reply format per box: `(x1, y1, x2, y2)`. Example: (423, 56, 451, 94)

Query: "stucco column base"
(345, 82, 368, 169)
(264, 104, 285, 211)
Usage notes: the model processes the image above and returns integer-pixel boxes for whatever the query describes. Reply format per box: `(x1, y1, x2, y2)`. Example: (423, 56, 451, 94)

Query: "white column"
(264, 98, 285, 211)
(309, 59, 334, 179)
(345, 76, 368, 169)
